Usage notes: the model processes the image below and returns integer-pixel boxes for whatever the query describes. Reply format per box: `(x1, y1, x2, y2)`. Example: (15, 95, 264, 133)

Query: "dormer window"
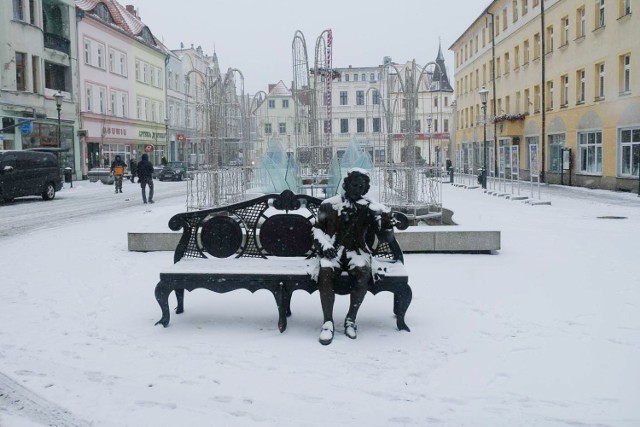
(94, 3, 115, 24)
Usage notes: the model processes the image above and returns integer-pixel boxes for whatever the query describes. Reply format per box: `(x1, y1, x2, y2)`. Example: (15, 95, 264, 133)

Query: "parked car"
(88, 167, 131, 184)
(0, 150, 63, 202)
(158, 161, 190, 181)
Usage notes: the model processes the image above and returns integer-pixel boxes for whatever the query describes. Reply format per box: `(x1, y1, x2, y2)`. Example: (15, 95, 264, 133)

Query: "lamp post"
(53, 90, 71, 188)
(164, 117, 169, 161)
(426, 115, 432, 166)
(479, 86, 489, 189)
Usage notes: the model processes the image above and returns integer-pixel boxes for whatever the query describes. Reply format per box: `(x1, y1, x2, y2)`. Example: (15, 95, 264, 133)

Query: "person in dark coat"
(312, 168, 396, 345)
(129, 158, 137, 183)
(137, 153, 154, 204)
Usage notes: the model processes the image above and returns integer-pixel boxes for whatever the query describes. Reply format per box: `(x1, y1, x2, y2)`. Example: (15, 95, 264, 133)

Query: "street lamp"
(164, 117, 169, 161)
(53, 90, 71, 188)
(426, 115, 432, 166)
(479, 86, 489, 189)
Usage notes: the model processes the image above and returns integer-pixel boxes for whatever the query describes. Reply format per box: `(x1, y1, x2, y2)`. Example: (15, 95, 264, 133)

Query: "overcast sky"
(129, 0, 489, 94)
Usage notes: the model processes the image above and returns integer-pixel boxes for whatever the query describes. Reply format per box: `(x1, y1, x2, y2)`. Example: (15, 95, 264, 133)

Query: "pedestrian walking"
(137, 153, 154, 204)
(110, 155, 127, 194)
(129, 158, 137, 183)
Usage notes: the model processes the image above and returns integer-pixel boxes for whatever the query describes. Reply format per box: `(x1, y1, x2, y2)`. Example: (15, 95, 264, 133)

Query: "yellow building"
(450, 0, 639, 191)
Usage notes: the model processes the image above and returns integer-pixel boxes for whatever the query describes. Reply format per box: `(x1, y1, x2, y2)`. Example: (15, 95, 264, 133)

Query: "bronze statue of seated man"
(312, 168, 396, 345)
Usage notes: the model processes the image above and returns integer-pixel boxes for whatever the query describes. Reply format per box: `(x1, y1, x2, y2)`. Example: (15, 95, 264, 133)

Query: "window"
(279, 123, 286, 134)
(534, 84, 541, 112)
(505, 52, 510, 73)
(340, 118, 349, 133)
(495, 15, 501, 36)
(445, 96, 449, 107)
(620, 54, 630, 93)
(548, 133, 566, 172)
(31, 56, 38, 93)
(372, 118, 381, 133)
(268, 99, 275, 109)
(533, 0, 539, 6)
(86, 84, 93, 112)
(577, 69, 586, 103)
(596, 63, 605, 99)
(354, 74, 359, 82)
(514, 45, 520, 68)
(356, 90, 364, 105)
(619, 128, 640, 176)
(110, 90, 118, 116)
(546, 80, 554, 110)
(561, 74, 569, 106)
(264, 123, 272, 134)
(578, 130, 603, 174)
(516, 91, 522, 113)
(340, 91, 348, 105)
(502, 8, 508, 30)
(524, 88, 531, 113)
(533, 33, 541, 59)
(597, 0, 605, 28)
(620, 0, 631, 16)
(523, 0, 528, 15)
(345, 74, 349, 82)
(513, 0, 519, 22)
(98, 87, 106, 114)
(370, 73, 375, 81)
(444, 119, 449, 132)
(15, 52, 26, 91)
(13, 0, 24, 20)
(357, 118, 365, 133)
(97, 44, 104, 69)
(84, 40, 92, 65)
(546, 26, 554, 53)
(361, 73, 366, 81)
(282, 99, 289, 108)
(372, 90, 380, 105)
(434, 97, 439, 108)
(561, 16, 570, 46)
(577, 6, 586, 38)
(135, 60, 140, 81)
(524, 39, 530, 63)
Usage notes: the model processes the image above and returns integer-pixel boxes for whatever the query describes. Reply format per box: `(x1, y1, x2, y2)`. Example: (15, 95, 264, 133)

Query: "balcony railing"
(44, 33, 70, 55)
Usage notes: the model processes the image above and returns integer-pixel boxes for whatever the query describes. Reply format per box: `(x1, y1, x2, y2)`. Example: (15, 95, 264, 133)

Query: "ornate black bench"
(154, 190, 412, 332)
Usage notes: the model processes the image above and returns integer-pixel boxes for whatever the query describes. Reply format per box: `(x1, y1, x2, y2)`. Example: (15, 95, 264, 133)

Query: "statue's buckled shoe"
(344, 318, 357, 340)
(319, 321, 334, 345)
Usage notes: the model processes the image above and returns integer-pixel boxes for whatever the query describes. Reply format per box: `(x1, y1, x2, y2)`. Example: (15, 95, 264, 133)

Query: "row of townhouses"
(450, 0, 639, 191)
(253, 49, 455, 173)
(1, 0, 241, 180)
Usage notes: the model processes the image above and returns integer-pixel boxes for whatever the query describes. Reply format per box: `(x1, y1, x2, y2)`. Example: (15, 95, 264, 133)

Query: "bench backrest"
(168, 190, 407, 264)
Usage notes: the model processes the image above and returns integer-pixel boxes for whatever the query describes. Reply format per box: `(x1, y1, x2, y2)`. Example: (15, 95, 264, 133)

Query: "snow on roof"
(268, 81, 291, 96)
(75, 0, 160, 49)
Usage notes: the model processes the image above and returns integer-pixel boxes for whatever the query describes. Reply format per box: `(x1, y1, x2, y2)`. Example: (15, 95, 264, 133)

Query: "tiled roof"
(75, 0, 160, 49)
(269, 81, 291, 96)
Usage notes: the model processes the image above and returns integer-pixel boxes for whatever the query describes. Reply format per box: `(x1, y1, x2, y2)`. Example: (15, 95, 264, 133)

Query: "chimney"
(268, 84, 276, 93)
(126, 5, 138, 18)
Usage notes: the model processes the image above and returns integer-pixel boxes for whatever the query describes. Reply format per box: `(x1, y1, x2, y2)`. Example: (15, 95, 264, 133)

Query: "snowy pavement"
(0, 180, 639, 426)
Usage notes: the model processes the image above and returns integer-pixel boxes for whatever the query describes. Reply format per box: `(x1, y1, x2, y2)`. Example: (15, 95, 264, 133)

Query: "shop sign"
(144, 144, 154, 153)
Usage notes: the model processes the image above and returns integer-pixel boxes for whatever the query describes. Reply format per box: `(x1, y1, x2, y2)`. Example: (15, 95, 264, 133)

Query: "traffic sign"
(19, 119, 33, 135)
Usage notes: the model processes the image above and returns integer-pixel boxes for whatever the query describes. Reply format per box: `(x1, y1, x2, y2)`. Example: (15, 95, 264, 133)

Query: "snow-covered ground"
(1, 180, 639, 426)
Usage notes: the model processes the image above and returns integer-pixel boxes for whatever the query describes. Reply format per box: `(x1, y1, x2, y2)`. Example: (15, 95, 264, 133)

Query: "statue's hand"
(323, 247, 338, 259)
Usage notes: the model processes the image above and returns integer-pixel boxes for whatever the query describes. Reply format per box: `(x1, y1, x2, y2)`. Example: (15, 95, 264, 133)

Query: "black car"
(0, 150, 63, 202)
(158, 161, 189, 181)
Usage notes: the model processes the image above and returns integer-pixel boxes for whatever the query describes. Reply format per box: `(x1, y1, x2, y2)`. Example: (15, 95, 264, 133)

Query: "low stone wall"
(128, 229, 501, 254)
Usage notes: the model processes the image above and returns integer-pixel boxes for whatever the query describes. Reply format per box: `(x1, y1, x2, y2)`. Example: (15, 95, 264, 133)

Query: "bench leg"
(175, 289, 184, 314)
(273, 286, 288, 333)
(154, 282, 172, 327)
(393, 283, 412, 332)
